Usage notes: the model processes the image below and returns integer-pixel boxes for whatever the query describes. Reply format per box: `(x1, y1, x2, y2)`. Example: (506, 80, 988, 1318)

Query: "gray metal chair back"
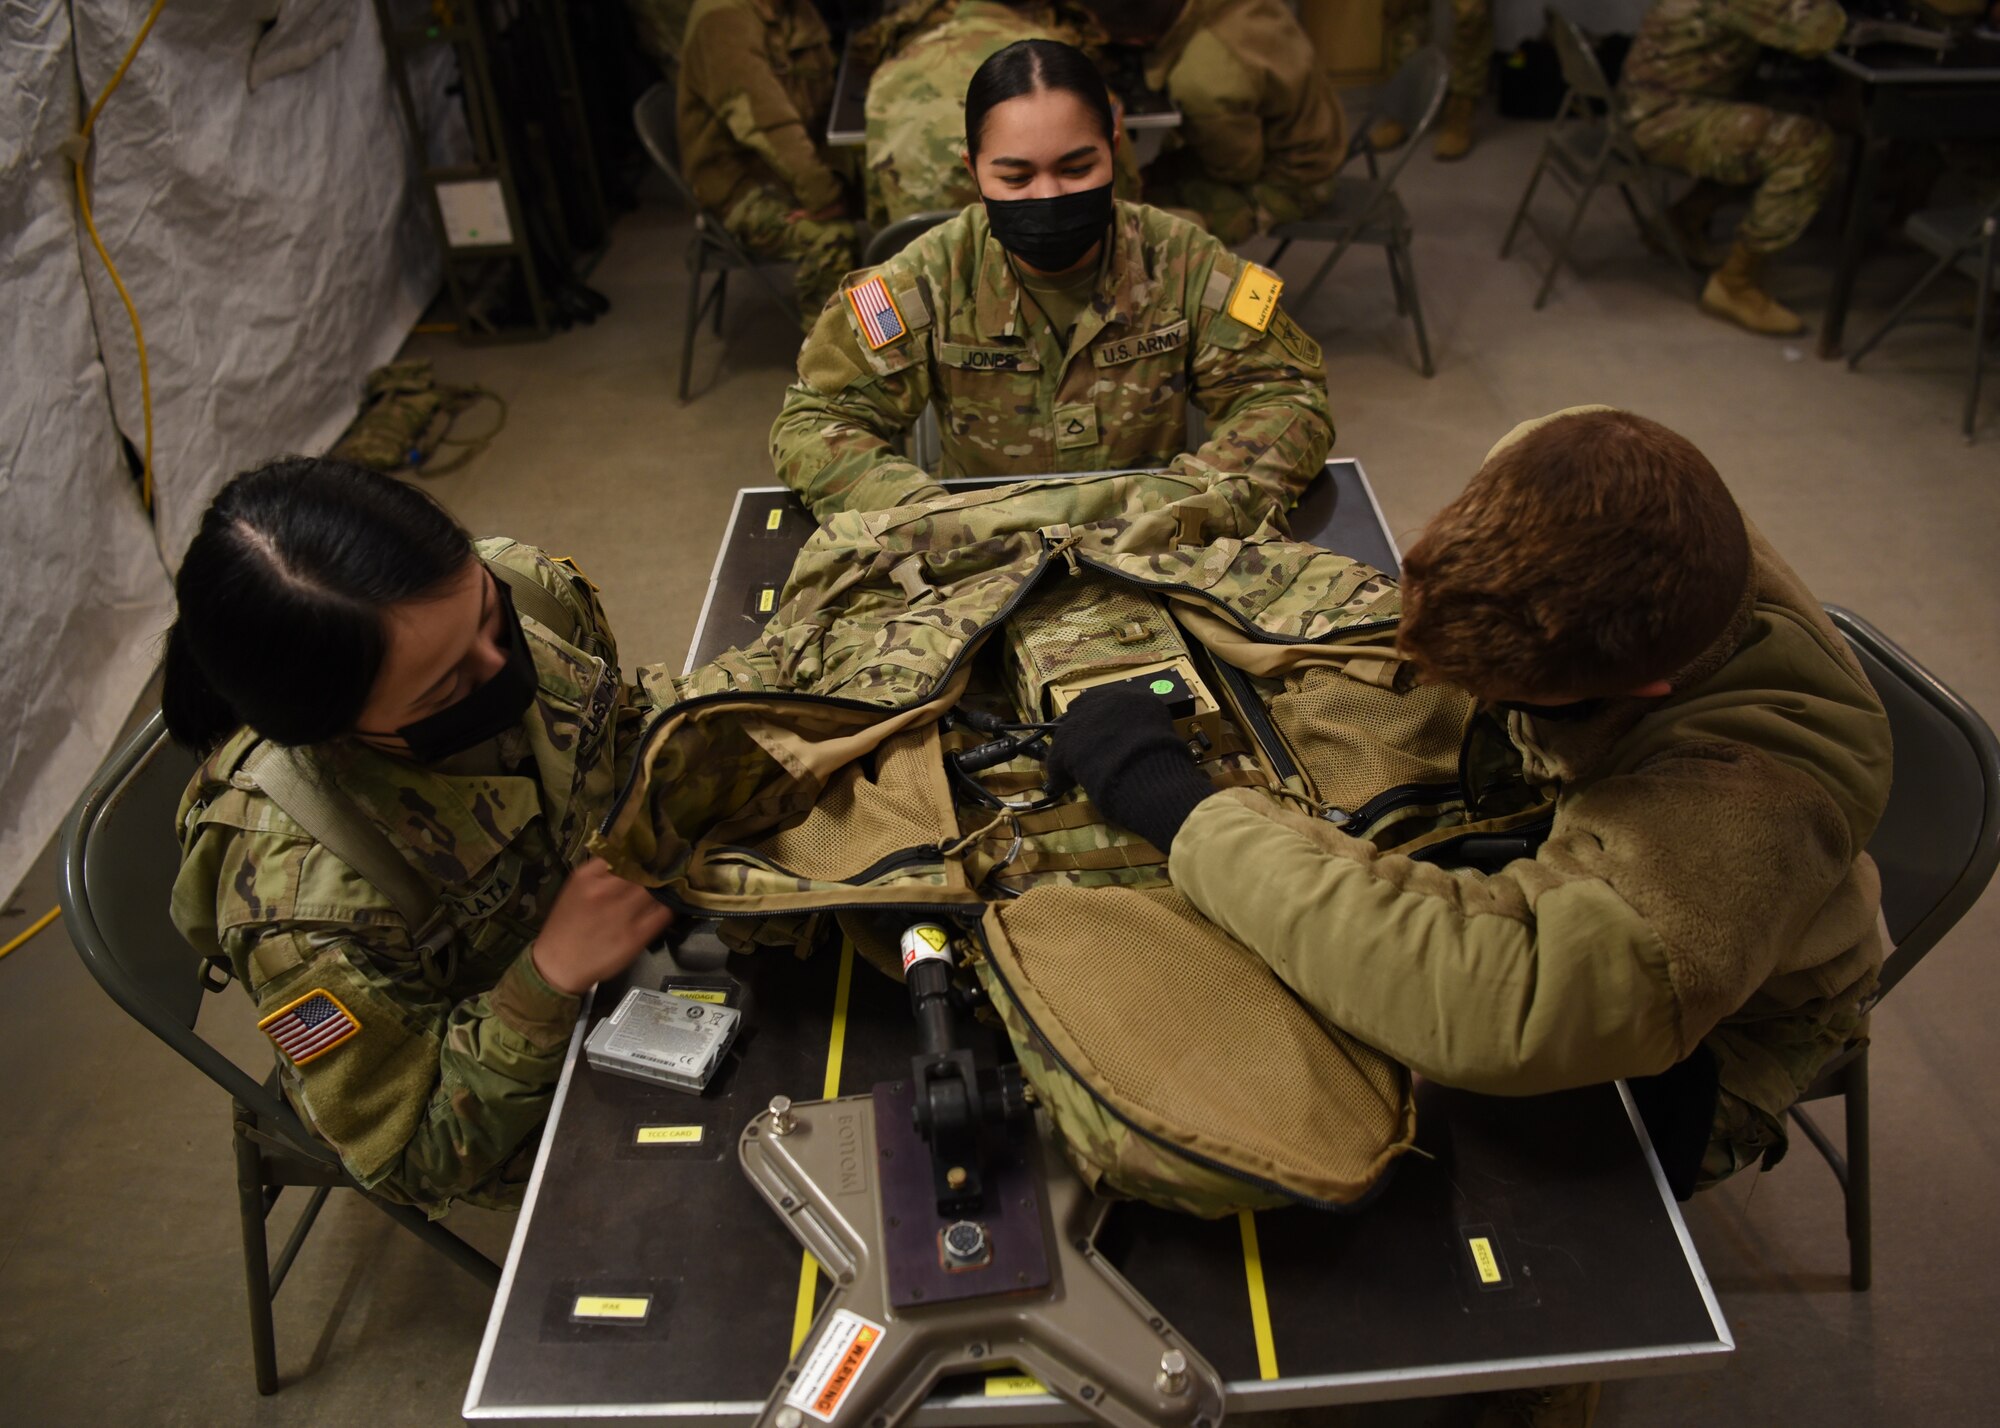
(1785, 608, 2000, 1290)
(1847, 192, 2000, 440)
(1500, 7, 1696, 308)
(1265, 47, 1448, 375)
(59, 712, 498, 1392)
(863, 208, 958, 267)
(633, 80, 803, 398)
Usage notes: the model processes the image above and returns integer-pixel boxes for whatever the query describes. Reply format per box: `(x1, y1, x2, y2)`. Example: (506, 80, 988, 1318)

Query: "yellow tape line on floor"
(789, 937, 858, 1356)
(1238, 1209, 1280, 1380)
(0, 906, 61, 962)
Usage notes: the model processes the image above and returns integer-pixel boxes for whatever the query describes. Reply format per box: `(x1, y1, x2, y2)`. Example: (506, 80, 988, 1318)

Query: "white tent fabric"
(2, 0, 446, 903)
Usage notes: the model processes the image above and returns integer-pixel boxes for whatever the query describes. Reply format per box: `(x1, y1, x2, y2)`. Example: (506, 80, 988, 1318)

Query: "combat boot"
(1700, 242, 1806, 336)
(1368, 117, 1408, 151)
(1433, 95, 1476, 161)
(1470, 1381, 1603, 1427)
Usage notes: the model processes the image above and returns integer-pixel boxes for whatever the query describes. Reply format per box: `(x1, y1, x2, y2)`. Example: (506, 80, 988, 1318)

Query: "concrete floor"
(3, 115, 1997, 1426)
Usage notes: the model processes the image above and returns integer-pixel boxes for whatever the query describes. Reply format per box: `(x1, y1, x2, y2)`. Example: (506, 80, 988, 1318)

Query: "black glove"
(1047, 683, 1212, 852)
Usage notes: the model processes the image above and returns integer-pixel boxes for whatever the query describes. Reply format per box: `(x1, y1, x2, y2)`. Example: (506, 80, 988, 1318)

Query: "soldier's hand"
(1047, 684, 1213, 853)
(531, 858, 676, 996)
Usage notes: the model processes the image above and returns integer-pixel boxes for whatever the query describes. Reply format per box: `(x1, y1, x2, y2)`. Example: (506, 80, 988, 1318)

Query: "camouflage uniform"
(1384, 0, 1492, 100)
(1139, 0, 1349, 245)
(170, 543, 654, 1215)
(623, 0, 696, 70)
(769, 199, 1333, 523)
(861, 1, 1142, 230)
(1620, 0, 1847, 255)
(679, 0, 858, 321)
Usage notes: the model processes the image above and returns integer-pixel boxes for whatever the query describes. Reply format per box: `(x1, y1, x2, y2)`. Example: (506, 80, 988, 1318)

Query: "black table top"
(1827, 32, 2000, 83)
(463, 464, 1730, 1424)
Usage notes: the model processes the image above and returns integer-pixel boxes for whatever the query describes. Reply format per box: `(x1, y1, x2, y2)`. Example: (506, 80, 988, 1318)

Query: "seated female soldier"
(166, 459, 671, 1213)
(769, 37, 1333, 524)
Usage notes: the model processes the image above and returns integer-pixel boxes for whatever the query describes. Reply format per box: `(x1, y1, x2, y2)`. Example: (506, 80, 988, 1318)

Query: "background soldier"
(1619, 0, 1848, 337)
(678, 0, 858, 324)
(622, 0, 696, 70)
(1377, 0, 1491, 160)
(861, 0, 1141, 230)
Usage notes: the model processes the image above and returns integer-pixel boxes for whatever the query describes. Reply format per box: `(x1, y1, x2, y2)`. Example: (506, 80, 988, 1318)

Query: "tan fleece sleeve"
(1168, 790, 1686, 1095)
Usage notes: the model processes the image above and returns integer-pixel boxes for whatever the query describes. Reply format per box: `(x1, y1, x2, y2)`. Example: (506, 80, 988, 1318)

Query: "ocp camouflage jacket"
(170, 542, 651, 1214)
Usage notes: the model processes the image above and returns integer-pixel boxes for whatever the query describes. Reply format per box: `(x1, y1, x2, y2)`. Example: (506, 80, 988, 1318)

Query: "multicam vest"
(599, 473, 1554, 1217)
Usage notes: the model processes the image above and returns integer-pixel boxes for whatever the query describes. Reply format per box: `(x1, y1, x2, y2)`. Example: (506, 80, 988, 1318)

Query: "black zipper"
(1344, 779, 1463, 832)
(970, 919, 1403, 1215)
(704, 842, 945, 887)
(1206, 655, 1302, 785)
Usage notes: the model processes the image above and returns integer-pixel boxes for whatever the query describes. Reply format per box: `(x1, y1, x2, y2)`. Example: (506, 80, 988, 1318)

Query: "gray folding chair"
(633, 81, 803, 401)
(1789, 609, 2000, 1290)
(1846, 195, 1999, 442)
(1267, 47, 1449, 376)
(58, 713, 499, 1394)
(1500, 8, 1696, 309)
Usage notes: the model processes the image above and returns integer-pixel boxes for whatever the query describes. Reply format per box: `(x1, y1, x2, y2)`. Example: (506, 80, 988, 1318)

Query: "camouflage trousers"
(1631, 96, 1836, 255)
(722, 184, 860, 330)
(1696, 1000, 1868, 1192)
(1142, 150, 1336, 246)
(1384, 0, 1492, 100)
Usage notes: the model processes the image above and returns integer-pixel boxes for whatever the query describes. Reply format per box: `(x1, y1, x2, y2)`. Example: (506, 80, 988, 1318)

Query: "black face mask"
(365, 580, 540, 763)
(984, 181, 1114, 274)
(1495, 697, 1607, 724)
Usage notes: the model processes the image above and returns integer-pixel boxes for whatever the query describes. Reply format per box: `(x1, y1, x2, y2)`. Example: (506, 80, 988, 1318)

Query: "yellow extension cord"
(70, 0, 170, 513)
(0, 907, 62, 963)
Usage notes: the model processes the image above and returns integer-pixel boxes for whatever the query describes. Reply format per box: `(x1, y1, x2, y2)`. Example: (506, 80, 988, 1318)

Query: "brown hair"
(1397, 409, 1751, 699)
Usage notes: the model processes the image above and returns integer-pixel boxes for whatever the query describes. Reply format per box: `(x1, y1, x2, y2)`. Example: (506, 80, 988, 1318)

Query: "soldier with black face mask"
(165, 459, 673, 1214)
(769, 37, 1333, 524)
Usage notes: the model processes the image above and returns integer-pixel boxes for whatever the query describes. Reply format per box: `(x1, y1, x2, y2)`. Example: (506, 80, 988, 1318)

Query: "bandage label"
(785, 1309, 886, 1422)
(666, 988, 729, 1004)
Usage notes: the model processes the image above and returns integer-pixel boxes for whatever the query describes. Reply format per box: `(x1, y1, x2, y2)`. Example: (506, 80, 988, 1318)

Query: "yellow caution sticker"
(1468, 1236, 1502, 1285)
(572, 1295, 651, 1321)
(765, 507, 784, 531)
(634, 1125, 704, 1146)
(1226, 264, 1283, 333)
(984, 1373, 1049, 1398)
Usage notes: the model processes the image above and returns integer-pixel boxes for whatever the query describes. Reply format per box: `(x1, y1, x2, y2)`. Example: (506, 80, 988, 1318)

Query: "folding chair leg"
(1623, 180, 1698, 286)
(1268, 237, 1293, 267)
(713, 270, 728, 336)
(1384, 244, 1408, 316)
(1847, 249, 1959, 370)
(1536, 175, 1601, 311)
(1501, 149, 1551, 259)
(1845, 1049, 1872, 1291)
(679, 250, 705, 403)
(233, 1111, 280, 1395)
(1966, 225, 1994, 440)
(1397, 237, 1436, 378)
(369, 1199, 503, 1289)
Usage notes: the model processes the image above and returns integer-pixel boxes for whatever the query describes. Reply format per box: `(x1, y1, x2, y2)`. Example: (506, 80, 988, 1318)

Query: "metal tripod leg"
(741, 1093, 1228, 1428)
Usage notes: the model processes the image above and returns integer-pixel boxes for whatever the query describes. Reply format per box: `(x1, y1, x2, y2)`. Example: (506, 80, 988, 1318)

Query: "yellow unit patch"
(1226, 264, 1283, 332)
(258, 988, 361, 1067)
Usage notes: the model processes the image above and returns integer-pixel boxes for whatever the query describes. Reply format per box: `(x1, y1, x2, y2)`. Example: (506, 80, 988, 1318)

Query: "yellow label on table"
(667, 988, 728, 1004)
(573, 1295, 651, 1320)
(984, 1373, 1049, 1398)
(758, 587, 776, 613)
(1226, 264, 1283, 332)
(1468, 1236, 1501, 1285)
(766, 507, 784, 531)
(634, 1125, 704, 1146)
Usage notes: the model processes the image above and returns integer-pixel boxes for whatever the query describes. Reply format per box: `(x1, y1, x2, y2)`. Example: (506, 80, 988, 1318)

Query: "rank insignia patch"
(1226, 263, 1283, 332)
(845, 276, 908, 351)
(259, 989, 361, 1066)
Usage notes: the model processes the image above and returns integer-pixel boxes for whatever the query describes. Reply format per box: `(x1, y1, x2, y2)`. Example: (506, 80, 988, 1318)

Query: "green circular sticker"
(1149, 679, 1174, 694)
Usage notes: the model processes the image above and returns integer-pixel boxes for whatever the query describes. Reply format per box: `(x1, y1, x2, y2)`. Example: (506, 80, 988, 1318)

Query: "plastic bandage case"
(584, 986, 741, 1093)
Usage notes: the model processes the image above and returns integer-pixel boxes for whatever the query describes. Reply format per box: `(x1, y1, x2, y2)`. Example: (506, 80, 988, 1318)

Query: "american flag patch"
(844, 276, 907, 351)
(258, 989, 362, 1066)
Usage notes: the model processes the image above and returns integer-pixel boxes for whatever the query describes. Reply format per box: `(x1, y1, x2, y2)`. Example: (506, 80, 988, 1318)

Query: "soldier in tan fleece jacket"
(1051, 406, 1892, 1196)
